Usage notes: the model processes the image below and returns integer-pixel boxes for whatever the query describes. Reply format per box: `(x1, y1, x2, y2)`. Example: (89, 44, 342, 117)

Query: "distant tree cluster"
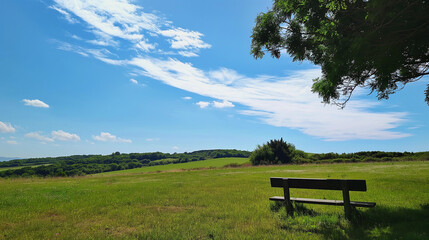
(301, 151, 428, 163)
(250, 138, 429, 165)
(0, 149, 251, 178)
(250, 138, 300, 165)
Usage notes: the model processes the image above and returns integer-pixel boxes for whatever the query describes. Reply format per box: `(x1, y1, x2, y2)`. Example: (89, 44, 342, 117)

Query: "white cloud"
(25, 130, 80, 143)
(146, 138, 159, 142)
(196, 101, 210, 109)
(172, 146, 179, 150)
(51, 0, 210, 52)
(136, 40, 156, 52)
(22, 99, 50, 108)
(93, 132, 132, 143)
(195, 100, 235, 109)
(52, 130, 80, 142)
(123, 56, 409, 141)
(213, 100, 235, 108)
(25, 132, 54, 142)
(178, 51, 198, 57)
(70, 34, 82, 40)
(130, 78, 145, 86)
(0, 121, 15, 133)
(209, 68, 243, 85)
(49, 5, 78, 23)
(6, 140, 18, 145)
(182, 96, 192, 100)
(160, 28, 211, 50)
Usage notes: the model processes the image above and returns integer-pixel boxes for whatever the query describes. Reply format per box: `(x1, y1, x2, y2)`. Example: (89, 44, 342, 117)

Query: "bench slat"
(269, 196, 376, 208)
(270, 177, 367, 191)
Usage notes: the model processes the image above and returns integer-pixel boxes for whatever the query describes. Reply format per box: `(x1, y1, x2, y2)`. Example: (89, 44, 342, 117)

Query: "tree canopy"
(251, 0, 429, 107)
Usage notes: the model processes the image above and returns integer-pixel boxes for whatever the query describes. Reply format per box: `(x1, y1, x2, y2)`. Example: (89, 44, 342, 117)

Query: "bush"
(250, 138, 297, 165)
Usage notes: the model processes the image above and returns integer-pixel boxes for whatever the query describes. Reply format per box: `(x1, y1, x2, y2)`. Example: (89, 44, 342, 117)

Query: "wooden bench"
(269, 177, 376, 219)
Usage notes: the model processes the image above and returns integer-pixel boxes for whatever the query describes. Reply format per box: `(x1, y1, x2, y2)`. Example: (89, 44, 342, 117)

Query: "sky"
(0, 0, 428, 158)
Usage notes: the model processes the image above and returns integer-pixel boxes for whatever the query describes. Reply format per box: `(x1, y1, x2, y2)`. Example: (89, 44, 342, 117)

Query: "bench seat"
(270, 196, 376, 208)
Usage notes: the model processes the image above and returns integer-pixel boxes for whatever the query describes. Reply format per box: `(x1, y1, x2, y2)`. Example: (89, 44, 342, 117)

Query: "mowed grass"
(0, 161, 428, 239)
(99, 157, 250, 175)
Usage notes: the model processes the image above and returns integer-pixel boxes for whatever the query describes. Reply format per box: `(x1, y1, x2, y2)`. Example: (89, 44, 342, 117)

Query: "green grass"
(0, 161, 428, 239)
(99, 157, 250, 175)
(0, 164, 49, 172)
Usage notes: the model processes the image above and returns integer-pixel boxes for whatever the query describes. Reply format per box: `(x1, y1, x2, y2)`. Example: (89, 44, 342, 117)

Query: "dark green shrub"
(250, 138, 297, 165)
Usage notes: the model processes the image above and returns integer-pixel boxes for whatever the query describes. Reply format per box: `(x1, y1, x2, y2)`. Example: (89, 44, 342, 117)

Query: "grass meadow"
(0, 159, 428, 239)
(99, 157, 250, 175)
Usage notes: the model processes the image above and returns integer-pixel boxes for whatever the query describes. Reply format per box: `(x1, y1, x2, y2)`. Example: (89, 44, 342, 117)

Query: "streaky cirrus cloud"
(22, 99, 50, 108)
(0, 121, 15, 133)
(51, 0, 210, 57)
(93, 132, 132, 143)
(25, 132, 54, 142)
(124, 56, 409, 141)
(6, 140, 18, 145)
(25, 130, 81, 142)
(50, 0, 410, 141)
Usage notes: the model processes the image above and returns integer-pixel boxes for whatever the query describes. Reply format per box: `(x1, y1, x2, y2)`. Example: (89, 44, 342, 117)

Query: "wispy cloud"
(129, 78, 146, 87)
(25, 132, 54, 142)
(146, 138, 159, 142)
(22, 99, 50, 108)
(124, 56, 409, 141)
(0, 121, 15, 133)
(6, 140, 18, 145)
(196, 100, 234, 109)
(196, 101, 210, 109)
(178, 51, 198, 57)
(25, 130, 80, 143)
(182, 96, 192, 100)
(52, 130, 80, 142)
(51, 0, 210, 56)
(213, 100, 235, 108)
(49, 5, 78, 24)
(93, 132, 132, 143)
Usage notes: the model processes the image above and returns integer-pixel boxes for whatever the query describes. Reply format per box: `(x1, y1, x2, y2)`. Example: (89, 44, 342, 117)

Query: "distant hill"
(0, 157, 21, 162)
(0, 149, 252, 178)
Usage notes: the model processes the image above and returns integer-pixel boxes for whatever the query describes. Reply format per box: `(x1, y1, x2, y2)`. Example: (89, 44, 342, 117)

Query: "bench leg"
(342, 188, 351, 220)
(283, 184, 293, 216)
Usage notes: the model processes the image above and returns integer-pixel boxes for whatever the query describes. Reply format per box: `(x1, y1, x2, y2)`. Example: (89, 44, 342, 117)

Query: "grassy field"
(99, 157, 250, 175)
(0, 160, 428, 239)
(0, 164, 49, 172)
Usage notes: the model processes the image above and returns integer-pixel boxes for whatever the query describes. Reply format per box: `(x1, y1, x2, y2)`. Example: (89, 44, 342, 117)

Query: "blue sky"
(0, 0, 428, 158)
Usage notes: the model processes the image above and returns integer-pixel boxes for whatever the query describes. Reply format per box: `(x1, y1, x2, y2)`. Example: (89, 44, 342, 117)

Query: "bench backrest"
(270, 177, 367, 191)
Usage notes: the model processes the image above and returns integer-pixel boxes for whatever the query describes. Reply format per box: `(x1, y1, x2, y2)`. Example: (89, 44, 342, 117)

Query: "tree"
(251, 0, 429, 107)
(250, 138, 297, 165)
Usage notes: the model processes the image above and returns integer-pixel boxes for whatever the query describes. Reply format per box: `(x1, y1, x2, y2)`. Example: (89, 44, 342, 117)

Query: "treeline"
(0, 149, 251, 178)
(298, 151, 429, 164)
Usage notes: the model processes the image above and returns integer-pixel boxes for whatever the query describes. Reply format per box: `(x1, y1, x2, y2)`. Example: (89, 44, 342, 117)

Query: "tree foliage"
(0, 149, 251, 178)
(251, 0, 429, 107)
(250, 138, 297, 165)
